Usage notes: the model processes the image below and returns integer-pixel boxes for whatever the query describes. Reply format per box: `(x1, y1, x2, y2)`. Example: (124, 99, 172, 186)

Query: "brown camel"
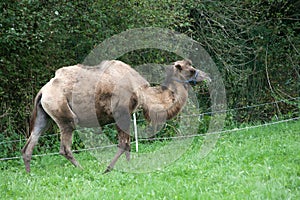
(22, 59, 211, 173)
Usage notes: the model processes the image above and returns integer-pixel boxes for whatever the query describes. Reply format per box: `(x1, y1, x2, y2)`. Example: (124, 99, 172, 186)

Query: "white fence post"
(133, 113, 138, 152)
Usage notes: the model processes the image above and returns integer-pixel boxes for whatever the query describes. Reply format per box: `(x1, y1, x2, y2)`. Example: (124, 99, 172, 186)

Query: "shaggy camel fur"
(22, 60, 211, 173)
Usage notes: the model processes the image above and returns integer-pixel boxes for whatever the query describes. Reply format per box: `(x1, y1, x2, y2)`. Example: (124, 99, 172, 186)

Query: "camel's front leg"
(104, 127, 131, 173)
(118, 130, 131, 161)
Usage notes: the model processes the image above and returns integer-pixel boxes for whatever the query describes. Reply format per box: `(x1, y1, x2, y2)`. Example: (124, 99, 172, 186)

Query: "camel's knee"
(117, 129, 131, 151)
(21, 147, 31, 164)
(22, 135, 39, 155)
(21, 143, 28, 155)
(118, 142, 131, 152)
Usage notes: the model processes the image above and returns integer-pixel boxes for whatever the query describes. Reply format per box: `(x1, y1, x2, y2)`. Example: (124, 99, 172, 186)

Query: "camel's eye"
(175, 64, 182, 71)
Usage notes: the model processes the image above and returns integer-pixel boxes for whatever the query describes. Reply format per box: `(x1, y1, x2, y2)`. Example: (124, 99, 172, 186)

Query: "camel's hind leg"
(41, 93, 81, 169)
(22, 103, 49, 172)
(58, 123, 82, 169)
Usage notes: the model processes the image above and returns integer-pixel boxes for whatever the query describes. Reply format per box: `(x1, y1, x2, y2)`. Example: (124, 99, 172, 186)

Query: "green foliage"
(184, 0, 299, 123)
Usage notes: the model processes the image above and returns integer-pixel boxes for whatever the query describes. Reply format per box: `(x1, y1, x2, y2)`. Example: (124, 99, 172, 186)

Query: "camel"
(22, 59, 211, 173)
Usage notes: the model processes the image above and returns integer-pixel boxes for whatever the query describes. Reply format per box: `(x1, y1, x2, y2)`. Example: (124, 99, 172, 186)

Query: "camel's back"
(95, 60, 149, 91)
(41, 60, 149, 95)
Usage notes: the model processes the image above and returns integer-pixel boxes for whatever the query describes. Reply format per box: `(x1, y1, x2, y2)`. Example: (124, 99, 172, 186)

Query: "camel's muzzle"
(187, 70, 211, 85)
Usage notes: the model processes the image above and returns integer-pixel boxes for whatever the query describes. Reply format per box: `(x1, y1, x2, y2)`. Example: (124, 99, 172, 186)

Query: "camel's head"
(172, 60, 211, 85)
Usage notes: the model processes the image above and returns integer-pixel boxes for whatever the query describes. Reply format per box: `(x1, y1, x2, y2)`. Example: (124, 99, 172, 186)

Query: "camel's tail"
(23, 92, 50, 172)
(29, 92, 48, 134)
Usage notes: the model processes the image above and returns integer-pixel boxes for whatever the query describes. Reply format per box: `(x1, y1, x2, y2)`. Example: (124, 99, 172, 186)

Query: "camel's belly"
(71, 100, 115, 128)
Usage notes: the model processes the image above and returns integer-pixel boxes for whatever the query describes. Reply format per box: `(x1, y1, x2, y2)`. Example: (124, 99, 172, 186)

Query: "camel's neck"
(140, 82, 188, 123)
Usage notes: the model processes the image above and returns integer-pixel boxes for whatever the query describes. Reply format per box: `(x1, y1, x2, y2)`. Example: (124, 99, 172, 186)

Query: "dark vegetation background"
(0, 0, 299, 156)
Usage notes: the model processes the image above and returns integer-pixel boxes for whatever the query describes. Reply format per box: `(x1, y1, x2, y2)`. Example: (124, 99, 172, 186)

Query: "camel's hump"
(52, 60, 148, 84)
(43, 60, 150, 95)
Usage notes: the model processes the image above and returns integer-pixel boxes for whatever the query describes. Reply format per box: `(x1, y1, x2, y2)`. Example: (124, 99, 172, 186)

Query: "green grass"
(0, 120, 299, 199)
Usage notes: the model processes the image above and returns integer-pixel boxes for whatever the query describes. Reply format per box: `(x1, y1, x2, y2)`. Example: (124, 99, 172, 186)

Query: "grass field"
(0, 120, 299, 199)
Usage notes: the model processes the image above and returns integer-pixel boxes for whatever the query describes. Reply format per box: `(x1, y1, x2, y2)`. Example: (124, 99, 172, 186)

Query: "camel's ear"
(175, 63, 182, 71)
(185, 59, 192, 66)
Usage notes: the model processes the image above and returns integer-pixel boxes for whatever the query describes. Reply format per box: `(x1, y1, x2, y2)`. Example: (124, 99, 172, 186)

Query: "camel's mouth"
(192, 70, 211, 84)
(173, 69, 211, 85)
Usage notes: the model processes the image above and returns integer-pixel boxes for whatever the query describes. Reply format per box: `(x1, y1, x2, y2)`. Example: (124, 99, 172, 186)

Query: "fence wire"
(0, 96, 299, 161)
(0, 115, 299, 161)
(1, 96, 299, 146)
